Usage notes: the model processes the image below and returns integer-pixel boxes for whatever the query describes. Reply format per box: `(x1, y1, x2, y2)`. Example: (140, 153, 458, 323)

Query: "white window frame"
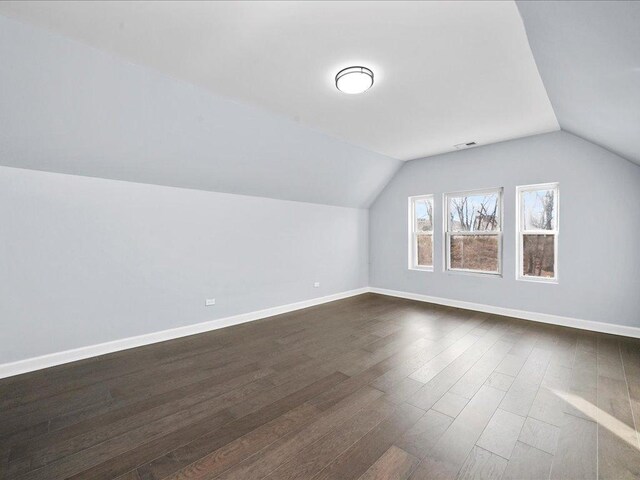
(408, 195, 434, 271)
(516, 183, 559, 283)
(444, 187, 503, 276)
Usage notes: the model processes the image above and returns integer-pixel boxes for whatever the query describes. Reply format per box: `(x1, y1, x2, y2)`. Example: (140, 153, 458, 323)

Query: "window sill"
(517, 276, 558, 284)
(409, 266, 434, 272)
(445, 269, 502, 278)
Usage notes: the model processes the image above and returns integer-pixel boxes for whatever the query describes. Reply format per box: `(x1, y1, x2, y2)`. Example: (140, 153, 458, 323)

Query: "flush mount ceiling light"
(335, 66, 374, 94)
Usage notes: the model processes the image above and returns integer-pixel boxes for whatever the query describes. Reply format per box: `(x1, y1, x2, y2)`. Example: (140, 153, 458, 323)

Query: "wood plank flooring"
(1, 293, 639, 480)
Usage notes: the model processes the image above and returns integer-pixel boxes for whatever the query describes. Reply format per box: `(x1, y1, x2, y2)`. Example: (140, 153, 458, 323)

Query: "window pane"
(522, 189, 556, 230)
(450, 235, 499, 272)
(522, 234, 555, 278)
(415, 198, 433, 232)
(416, 234, 433, 267)
(448, 192, 500, 232)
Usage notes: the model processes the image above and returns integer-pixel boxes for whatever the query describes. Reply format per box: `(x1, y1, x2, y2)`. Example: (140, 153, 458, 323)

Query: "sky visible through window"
(448, 193, 500, 232)
(415, 199, 433, 231)
(522, 189, 556, 230)
(415, 201, 429, 219)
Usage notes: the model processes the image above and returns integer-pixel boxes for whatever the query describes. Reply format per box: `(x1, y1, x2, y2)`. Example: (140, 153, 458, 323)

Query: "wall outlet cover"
(205, 298, 216, 306)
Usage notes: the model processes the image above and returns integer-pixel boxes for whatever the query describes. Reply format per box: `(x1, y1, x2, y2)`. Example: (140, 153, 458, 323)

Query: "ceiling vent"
(454, 141, 477, 150)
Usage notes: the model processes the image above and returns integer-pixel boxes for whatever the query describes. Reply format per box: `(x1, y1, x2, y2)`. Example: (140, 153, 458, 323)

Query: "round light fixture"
(335, 66, 374, 94)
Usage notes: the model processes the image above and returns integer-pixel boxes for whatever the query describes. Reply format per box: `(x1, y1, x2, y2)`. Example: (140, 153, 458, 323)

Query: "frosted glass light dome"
(335, 66, 374, 94)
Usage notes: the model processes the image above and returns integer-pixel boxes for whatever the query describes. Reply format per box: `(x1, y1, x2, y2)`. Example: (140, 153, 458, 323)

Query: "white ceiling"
(0, 14, 401, 208)
(0, 0, 559, 161)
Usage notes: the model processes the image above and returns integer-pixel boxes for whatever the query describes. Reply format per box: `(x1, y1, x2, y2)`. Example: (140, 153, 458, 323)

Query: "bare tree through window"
(518, 184, 559, 281)
(446, 190, 502, 274)
(409, 195, 434, 270)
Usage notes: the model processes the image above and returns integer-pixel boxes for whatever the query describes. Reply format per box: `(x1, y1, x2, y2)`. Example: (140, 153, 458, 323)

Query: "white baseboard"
(0, 287, 368, 379)
(3, 285, 637, 379)
(369, 287, 640, 339)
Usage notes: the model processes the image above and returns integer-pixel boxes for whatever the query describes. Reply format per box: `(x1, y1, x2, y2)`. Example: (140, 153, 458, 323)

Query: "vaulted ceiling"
(0, 1, 637, 209)
(0, 13, 401, 208)
(0, 0, 558, 161)
(517, 1, 640, 166)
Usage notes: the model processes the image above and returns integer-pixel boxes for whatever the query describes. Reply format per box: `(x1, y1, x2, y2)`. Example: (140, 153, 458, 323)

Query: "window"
(409, 195, 434, 270)
(517, 183, 559, 282)
(444, 188, 502, 274)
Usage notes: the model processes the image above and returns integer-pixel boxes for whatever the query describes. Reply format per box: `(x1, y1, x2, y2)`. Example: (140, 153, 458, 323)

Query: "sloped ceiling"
(0, 0, 558, 161)
(518, 1, 640, 166)
(0, 15, 401, 208)
(2, 1, 635, 210)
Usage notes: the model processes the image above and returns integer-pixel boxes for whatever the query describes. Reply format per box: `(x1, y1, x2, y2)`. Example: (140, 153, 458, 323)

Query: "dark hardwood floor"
(1, 293, 639, 480)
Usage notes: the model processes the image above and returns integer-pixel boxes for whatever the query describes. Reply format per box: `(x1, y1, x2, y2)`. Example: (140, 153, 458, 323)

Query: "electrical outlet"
(205, 298, 216, 306)
(314, 282, 320, 288)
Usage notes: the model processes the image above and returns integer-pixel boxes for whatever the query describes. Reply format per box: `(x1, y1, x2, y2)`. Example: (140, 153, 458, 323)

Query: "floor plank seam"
(618, 341, 640, 451)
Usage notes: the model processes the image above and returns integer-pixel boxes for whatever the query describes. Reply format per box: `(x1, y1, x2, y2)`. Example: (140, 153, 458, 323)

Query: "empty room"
(1, 1, 639, 479)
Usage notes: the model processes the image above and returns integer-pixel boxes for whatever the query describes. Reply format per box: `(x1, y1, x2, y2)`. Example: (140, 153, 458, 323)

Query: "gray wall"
(0, 15, 401, 208)
(0, 166, 368, 364)
(370, 131, 640, 328)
